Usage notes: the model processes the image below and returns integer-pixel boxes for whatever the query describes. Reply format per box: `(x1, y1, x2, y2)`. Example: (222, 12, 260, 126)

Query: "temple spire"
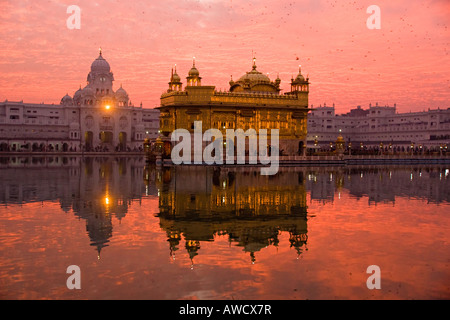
(252, 50, 257, 70)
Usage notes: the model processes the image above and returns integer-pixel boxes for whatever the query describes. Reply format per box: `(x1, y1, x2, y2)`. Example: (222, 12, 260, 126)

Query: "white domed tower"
(73, 86, 82, 106)
(86, 48, 115, 98)
(81, 86, 95, 105)
(60, 93, 74, 106)
(115, 84, 129, 107)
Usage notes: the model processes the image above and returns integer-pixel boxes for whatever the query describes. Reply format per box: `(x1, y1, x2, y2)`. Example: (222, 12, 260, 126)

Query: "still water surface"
(0, 156, 449, 300)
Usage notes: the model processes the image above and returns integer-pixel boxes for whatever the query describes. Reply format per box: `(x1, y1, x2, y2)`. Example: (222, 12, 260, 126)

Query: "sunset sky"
(0, 0, 448, 113)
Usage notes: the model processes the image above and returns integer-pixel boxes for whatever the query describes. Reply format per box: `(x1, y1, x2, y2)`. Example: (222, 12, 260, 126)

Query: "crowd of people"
(307, 144, 448, 156)
(0, 143, 145, 153)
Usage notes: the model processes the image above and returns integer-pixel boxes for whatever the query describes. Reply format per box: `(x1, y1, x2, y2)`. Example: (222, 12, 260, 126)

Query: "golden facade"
(158, 59, 310, 156)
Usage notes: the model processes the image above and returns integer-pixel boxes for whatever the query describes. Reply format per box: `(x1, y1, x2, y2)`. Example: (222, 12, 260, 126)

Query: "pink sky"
(0, 0, 448, 113)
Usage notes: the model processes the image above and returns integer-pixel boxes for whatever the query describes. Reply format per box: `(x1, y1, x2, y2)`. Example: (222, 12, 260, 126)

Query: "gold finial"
(193, 56, 196, 67)
(99, 47, 102, 56)
(252, 49, 257, 69)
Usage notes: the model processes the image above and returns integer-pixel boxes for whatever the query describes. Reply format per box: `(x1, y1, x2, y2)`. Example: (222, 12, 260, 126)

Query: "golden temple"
(157, 58, 310, 157)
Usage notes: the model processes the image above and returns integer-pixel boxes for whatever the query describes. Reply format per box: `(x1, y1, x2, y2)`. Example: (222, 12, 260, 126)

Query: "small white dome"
(74, 87, 82, 98)
(81, 86, 95, 97)
(115, 85, 128, 98)
(61, 94, 73, 105)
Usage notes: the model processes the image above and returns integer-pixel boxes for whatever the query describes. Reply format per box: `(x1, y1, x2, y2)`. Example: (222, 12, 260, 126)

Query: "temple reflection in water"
(148, 166, 309, 264)
(0, 156, 148, 257)
(0, 156, 449, 260)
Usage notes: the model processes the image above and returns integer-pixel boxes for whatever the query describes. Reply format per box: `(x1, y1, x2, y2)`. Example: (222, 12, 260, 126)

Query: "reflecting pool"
(0, 156, 449, 299)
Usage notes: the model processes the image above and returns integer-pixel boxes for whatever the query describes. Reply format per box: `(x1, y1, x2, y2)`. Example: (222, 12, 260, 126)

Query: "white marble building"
(307, 103, 450, 148)
(0, 50, 160, 152)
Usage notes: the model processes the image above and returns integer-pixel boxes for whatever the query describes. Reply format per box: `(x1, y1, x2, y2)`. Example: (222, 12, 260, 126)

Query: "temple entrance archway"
(0, 143, 8, 151)
(100, 131, 113, 144)
(298, 141, 304, 155)
(100, 131, 113, 151)
(85, 131, 93, 151)
(119, 132, 127, 151)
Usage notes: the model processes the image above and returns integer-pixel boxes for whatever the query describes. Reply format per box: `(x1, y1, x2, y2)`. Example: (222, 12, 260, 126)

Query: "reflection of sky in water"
(0, 157, 449, 300)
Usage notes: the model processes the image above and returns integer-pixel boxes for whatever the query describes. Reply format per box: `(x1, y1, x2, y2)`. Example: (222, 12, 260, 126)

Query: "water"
(0, 156, 449, 300)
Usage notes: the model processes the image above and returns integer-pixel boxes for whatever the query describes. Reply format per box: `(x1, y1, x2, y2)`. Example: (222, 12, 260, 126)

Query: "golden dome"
(172, 72, 181, 82)
(336, 134, 345, 144)
(188, 65, 200, 77)
(229, 58, 281, 93)
(170, 66, 181, 83)
(237, 60, 270, 83)
(292, 66, 307, 84)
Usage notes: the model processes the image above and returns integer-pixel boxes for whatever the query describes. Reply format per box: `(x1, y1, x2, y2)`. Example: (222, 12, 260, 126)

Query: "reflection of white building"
(307, 104, 450, 148)
(0, 156, 149, 256)
(0, 50, 159, 152)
